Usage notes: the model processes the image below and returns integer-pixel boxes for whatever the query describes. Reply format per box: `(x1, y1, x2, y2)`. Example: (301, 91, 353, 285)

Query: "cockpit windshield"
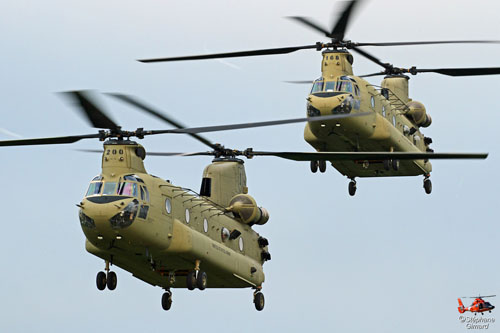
(310, 76, 358, 95)
(85, 174, 147, 199)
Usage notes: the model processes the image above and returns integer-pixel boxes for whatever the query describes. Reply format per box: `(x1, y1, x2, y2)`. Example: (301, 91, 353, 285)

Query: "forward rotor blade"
(107, 93, 218, 150)
(330, 0, 361, 40)
(0, 133, 101, 147)
(287, 16, 330, 36)
(138, 45, 318, 63)
(247, 151, 488, 161)
(78, 149, 212, 157)
(151, 112, 370, 135)
(355, 40, 500, 47)
(351, 46, 391, 70)
(62, 91, 119, 130)
(417, 67, 500, 76)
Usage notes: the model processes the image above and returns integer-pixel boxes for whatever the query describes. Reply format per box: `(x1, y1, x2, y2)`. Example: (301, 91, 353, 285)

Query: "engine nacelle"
(227, 194, 269, 225)
(406, 101, 432, 128)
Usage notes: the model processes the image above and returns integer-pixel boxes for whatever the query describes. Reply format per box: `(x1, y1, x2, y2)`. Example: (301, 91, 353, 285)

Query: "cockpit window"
(140, 186, 150, 202)
(325, 81, 336, 92)
(124, 174, 144, 183)
(311, 80, 324, 93)
(86, 182, 102, 196)
(102, 182, 117, 195)
(117, 182, 138, 197)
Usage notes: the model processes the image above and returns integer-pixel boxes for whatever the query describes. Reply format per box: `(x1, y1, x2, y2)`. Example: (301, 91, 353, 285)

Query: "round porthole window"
(392, 115, 396, 127)
(185, 209, 190, 224)
(239, 237, 244, 252)
(165, 198, 172, 214)
(203, 218, 208, 233)
(371, 96, 375, 108)
(382, 106, 386, 117)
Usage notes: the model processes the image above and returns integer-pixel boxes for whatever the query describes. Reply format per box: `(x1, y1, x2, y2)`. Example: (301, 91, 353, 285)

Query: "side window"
(138, 205, 149, 219)
(354, 85, 360, 96)
(165, 198, 172, 214)
(370, 96, 375, 108)
(140, 186, 150, 202)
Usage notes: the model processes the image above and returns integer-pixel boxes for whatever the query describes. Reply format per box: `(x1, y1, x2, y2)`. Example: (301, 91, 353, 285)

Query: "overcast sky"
(0, 0, 499, 332)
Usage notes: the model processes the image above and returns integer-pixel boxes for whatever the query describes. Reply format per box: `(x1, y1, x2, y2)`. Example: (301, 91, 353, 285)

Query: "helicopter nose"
(307, 93, 353, 117)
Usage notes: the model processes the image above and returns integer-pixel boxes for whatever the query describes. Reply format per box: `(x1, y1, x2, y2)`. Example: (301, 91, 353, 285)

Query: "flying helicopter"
(137, 0, 497, 195)
(458, 295, 496, 315)
(0, 90, 382, 311)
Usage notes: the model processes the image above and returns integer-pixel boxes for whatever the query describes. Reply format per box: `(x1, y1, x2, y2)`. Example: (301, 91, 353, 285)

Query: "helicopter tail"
(458, 298, 467, 313)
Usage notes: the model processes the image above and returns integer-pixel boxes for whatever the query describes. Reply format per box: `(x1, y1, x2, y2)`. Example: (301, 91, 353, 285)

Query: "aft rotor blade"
(107, 93, 218, 150)
(151, 112, 370, 135)
(287, 16, 330, 36)
(330, 0, 361, 40)
(62, 91, 120, 130)
(355, 40, 500, 47)
(417, 67, 500, 76)
(247, 151, 488, 161)
(0, 133, 101, 147)
(138, 45, 318, 63)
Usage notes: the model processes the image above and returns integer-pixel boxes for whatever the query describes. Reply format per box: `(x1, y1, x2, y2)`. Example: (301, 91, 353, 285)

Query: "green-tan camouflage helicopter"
(0, 91, 379, 311)
(138, 0, 497, 195)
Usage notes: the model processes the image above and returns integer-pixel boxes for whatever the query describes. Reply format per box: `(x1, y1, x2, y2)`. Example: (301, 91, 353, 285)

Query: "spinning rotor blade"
(361, 66, 500, 77)
(63, 91, 119, 130)
(0, 134, 101, 147)
(151, 112, 370, 135)
(78, 149, 212, 157)
(287, 16, 330, 37)
(355, 40, 500, 47)
(107, 93, 218, 150)
(247, 151, 488, 161)
(350, 47, 391, 70)
(330, 0, 360, 40)
(138, 45, 318, 63)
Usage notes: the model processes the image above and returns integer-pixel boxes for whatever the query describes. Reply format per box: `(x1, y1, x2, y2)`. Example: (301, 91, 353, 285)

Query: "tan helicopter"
(138, 0, 496, 195)
(0, 90, 376, 311)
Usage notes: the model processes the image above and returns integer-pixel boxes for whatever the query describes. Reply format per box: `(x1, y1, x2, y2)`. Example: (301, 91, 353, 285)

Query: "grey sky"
(0, 0, 498, 332)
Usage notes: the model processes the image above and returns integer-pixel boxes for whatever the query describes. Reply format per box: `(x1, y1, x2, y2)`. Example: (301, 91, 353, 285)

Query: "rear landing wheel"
(96, 271, 106, 291)
(310, 160, 318, 173)
(186, 271, 196, 290)
(392, 159, 400, 171)
(383, 159, 391, 171)
(348, 180, 357, 196)
(254, 292, 265, 311)
(318, 160, 327, 173)
(161, 291, 172, 311)
(423, 178, 432, 194)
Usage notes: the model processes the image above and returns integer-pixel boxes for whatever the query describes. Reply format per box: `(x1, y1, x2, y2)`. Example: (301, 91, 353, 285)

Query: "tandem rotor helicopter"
(138, 0, 497, 195)
(0, 90, 378, 311)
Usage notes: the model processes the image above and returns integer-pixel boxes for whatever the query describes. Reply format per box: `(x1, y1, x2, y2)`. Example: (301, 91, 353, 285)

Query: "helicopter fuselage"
(304, 50, 433, 178)
(78, 140, 268, 289)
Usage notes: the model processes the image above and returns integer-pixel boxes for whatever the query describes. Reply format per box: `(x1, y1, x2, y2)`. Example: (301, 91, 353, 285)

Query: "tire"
(424, 179, 432, 194)
(96, 271, 107, 291)
(348, 181, 356, 196)
(106, 271, 117, 290)
(161, 292, 172, 311)
(254, 292, 265, 311)
(392, 159, 400, 171)
(310, 160, 318, 173)
(318, 160, 327, 173)
(196, 271, 207, 290)
(186, 271, 196, 290)
(383, 159, 391, 171)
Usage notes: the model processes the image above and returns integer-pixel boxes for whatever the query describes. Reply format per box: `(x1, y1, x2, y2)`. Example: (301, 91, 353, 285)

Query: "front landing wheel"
(254, 292, 265, 311)
(423, 178, 432, 194)
(161, 291, 172, 311)
(96, 271, 106, 291)
(348, 180, 357, 196)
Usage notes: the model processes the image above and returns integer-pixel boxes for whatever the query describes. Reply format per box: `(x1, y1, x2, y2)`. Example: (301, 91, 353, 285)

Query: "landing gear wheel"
(310, 160, 318, 173)
(348, 180, 357, 196)
(392, 159, 400, 171)
(106, 271, 117, 290)
(161, 291, 172, 311)
(186, 271, 196, 290)
(96, 271, 107, 291)
(383, 159, 391, 171)
(196, 271, 207, 290)
(254, 292, 265, 311)
(423, 178, 432, 194)
(318, 160, 327, 173)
